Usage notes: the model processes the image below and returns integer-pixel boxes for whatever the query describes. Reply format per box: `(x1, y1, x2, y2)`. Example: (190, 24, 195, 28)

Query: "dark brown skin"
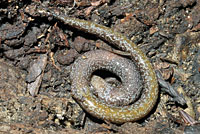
(38, 8, 158, 124)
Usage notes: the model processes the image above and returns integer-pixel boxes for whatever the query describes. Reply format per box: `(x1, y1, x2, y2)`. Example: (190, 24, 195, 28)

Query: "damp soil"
(0, 0, 200, 133)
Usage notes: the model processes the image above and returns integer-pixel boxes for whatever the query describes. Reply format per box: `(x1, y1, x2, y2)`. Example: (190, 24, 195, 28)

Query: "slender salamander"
(71, 50, 143, 107)
(38, 8, 158, 124)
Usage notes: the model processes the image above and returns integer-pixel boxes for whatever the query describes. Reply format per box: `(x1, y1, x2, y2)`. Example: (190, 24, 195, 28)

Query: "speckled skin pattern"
(71, 50, 143, 107)
(38, 9, 159, 124)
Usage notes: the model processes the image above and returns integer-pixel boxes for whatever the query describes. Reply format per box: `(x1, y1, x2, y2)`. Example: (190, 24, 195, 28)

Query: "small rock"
(57, 49, 79, 65)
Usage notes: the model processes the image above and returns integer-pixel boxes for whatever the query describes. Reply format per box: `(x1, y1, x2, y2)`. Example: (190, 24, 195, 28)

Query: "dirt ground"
(0, 0, 200, 134)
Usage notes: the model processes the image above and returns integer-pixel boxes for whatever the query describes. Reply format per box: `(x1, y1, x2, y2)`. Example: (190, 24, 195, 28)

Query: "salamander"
(38, 8, 158, 124)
